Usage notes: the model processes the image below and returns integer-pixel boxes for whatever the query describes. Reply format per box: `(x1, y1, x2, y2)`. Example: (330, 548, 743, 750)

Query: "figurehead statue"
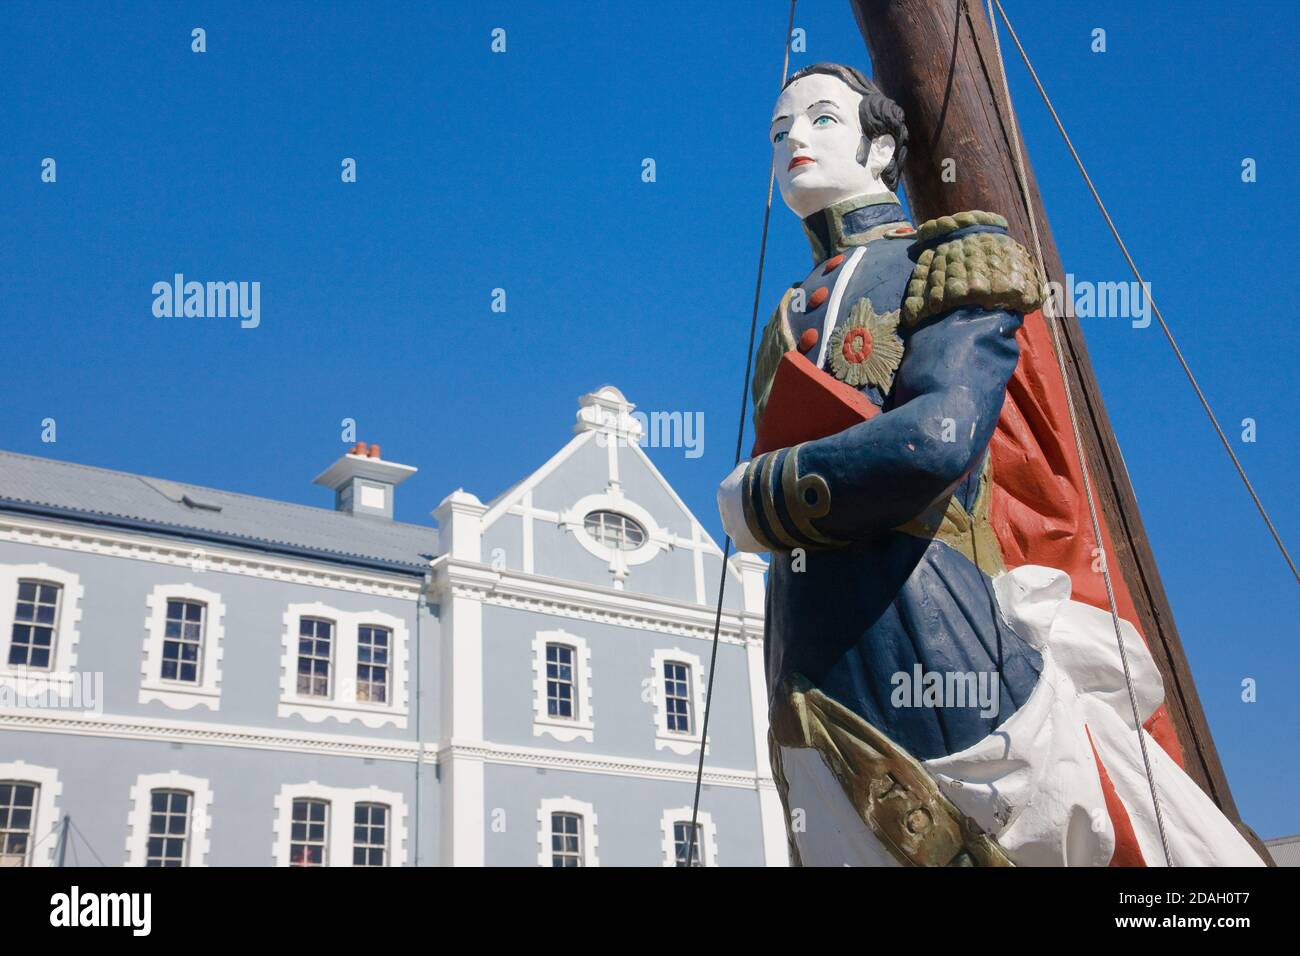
(717, 63, 1263, 868)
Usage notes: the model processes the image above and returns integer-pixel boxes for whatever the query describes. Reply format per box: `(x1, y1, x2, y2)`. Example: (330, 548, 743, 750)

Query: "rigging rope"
(27, 819, 60, 857)
(686, 0, 798, 868)
(70, 818, 108, 867)
(989, 0, 1298, 587)
(982, 0, 1174, 866)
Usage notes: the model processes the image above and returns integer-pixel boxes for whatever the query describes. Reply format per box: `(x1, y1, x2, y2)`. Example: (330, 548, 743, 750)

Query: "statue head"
(770, 63, 909, 219)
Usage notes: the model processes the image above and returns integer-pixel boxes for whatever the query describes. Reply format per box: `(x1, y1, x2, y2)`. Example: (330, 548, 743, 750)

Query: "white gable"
(478, 387, 747, 609)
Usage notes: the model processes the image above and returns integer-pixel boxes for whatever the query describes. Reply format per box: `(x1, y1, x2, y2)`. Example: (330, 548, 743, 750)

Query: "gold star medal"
(828, 297, 905, 391)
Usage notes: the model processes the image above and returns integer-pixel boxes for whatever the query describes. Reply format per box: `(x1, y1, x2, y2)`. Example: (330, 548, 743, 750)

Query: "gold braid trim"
(893, 458, 1006, 576)
(903, 215, 1043, 327)
(751, 288, 796, 435)
(769, 675, 1014, 867)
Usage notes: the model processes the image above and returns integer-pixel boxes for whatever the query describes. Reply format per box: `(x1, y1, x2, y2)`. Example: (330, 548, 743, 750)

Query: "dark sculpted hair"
(782, 62, 908, 192)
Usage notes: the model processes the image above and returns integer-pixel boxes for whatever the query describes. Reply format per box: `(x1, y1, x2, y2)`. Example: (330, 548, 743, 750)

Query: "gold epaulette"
(751, 287, 796, 434)
(902, 211, 1043, 327)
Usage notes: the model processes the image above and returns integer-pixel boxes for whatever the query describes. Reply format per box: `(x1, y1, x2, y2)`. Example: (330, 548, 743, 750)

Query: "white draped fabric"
(782, 565, 1265, 867)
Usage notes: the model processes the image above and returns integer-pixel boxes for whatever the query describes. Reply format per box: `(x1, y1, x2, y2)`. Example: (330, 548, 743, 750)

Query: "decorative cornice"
(0, 708, 420, 762)
(0, 709, 774, 791)
(440, 739, 763, 790)
(432, 557, 765, 645)
(0, 514, 425, 599)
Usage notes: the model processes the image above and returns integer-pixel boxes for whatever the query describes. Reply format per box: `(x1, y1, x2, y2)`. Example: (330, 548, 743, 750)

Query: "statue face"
(770, 72, 895, 219)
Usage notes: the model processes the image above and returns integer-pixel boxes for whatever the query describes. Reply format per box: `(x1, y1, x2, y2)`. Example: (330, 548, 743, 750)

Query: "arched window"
(582, 510, 646, 551)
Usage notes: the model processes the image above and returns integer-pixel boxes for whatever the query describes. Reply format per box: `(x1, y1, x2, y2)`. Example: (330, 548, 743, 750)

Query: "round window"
(583, 510, 647, 551)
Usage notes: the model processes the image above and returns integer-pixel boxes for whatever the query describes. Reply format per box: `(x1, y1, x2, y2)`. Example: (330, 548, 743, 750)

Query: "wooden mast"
(846, 0, 1269, 858)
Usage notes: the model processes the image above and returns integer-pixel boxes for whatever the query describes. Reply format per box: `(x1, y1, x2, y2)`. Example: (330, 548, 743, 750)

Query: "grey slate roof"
(1265, 834, 1300, 867)
(0, 450, 439, 574)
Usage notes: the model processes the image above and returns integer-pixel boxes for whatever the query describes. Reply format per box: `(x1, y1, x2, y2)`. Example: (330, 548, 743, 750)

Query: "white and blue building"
(0, 386, 787, 867)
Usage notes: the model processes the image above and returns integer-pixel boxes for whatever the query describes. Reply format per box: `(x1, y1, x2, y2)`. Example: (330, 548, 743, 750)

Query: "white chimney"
(313, 442, 417, 520)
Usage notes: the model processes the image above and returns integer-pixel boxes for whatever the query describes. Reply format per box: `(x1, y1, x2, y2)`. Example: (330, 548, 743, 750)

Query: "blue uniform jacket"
(747, 200, 1044, 761)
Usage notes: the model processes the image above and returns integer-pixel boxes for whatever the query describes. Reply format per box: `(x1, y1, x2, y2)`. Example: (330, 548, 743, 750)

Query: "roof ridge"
(0, 448, 435, 535)
(0, 496, 431, 569)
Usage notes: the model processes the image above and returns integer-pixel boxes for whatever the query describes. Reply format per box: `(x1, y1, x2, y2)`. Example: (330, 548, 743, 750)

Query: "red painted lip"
(788, 156, 815, 171)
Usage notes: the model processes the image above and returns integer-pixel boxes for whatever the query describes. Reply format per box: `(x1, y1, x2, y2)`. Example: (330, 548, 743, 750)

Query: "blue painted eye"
(813, 115, 834, 127)
(773, 131, 788, 143)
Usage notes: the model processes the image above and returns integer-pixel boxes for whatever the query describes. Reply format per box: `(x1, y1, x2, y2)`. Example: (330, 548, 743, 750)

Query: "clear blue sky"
(2, 1, 1296, 839)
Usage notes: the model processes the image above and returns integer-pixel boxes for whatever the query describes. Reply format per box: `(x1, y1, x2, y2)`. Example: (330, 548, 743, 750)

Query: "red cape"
(989, 309, 1184, 766)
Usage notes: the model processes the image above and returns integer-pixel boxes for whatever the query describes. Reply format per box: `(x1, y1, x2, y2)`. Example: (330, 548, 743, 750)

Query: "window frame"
(582, 510, 647, 552)
(563, 492, 666, 589)
(124, 771, 213, 867)
(549, 811, 584, 867)
(650, 649, 708, 755)
(0, 779, 40, 867)
(673, 821, 702, 867)
(7, 579, 62, 671)
(546, 643, 577, 720)
(536, 797, 598, 867)
(662, 659, 693, 735)
(289, 797, 330, 867)
(160, 599, 206, 685)
(660, 807, 718, 867)
(355, 624, 391, 705)
(278, 604, 410, 729)
(272, 783, 407, 867)
(531, 629, 594, 742)
(144, 788, 193, 867)
(0, 763, 61, 868)
(0, 564, 83, 693)
(140, 583, 225, 711)
(296, 616, 335, 699)
(352, 802, 390, 867)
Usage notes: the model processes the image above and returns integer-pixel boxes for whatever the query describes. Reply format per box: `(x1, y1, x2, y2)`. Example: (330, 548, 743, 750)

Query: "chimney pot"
(367, 444, 381, 459)
(352, 442, 368, 456)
